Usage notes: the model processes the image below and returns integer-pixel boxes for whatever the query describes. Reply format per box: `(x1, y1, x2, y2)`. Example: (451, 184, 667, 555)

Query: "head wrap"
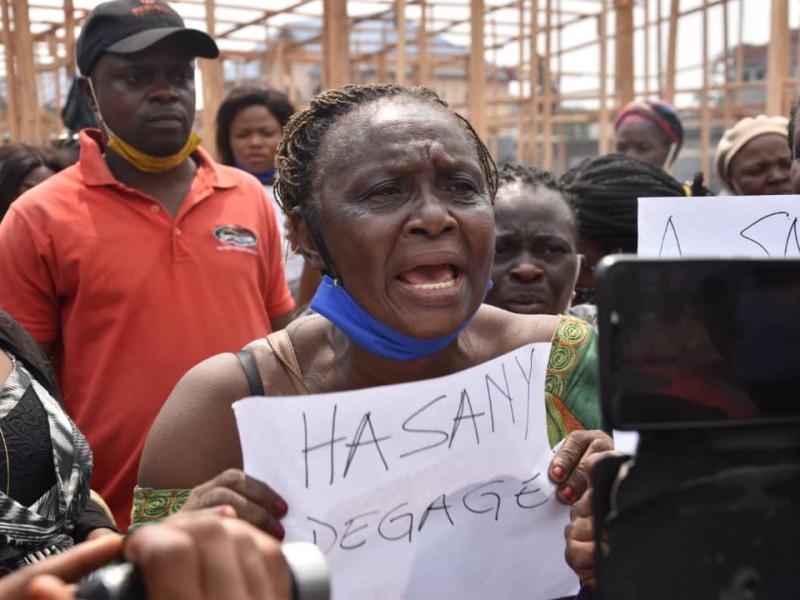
(715, 115, 790, 191)
(614, 100, 684, 166)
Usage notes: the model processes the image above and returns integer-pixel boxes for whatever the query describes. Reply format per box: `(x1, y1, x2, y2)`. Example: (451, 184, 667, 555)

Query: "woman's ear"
(289, 208, 326, 273)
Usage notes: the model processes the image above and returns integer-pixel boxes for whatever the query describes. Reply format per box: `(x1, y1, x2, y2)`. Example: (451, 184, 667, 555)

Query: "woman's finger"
(194, 487, 285, 539)
(551, 433, 615, 504)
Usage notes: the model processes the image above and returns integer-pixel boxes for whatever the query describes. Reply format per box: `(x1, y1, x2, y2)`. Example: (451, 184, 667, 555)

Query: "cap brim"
(106, 27, 219, 59)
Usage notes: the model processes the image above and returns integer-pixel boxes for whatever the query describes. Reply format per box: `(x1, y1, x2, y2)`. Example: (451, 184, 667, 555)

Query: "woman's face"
(614, 121, 671, 168)
(485, 182, 579, 315)
(728, 133, 793, 196)
(306, 98, 495, 339)
(229, 104, 283, 174)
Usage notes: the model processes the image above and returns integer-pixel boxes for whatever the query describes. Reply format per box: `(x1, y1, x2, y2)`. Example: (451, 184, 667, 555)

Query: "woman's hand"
(564, 480, 598, 589)
(548, 430, 614, 504)
(181, 469, 288, 539)
(0, 508, 292, 600)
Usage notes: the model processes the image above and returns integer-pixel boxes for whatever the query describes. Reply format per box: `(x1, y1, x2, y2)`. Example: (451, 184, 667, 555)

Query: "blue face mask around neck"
(235, 162, 275, 185)
(310, 275, 492, 362)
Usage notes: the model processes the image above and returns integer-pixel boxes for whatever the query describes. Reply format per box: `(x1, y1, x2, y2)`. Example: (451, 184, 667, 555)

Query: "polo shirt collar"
(77, 129, 237, 190)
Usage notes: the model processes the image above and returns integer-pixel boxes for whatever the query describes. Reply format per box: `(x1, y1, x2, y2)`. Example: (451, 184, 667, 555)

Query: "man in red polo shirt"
(0, 0, 294, 529)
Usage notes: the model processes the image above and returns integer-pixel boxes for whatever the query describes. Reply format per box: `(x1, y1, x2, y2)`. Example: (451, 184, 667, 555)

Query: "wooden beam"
(516, 0, 525, 162)
(700, 0, 710, 182)
(377, 25, 388, 81)
(322, 0, 349, 89)
(417, 0, 429, 86)
(643, 0, 650, 97)
(722, 0, 733, 127)
(664, 0, 678, 102)
(395, 0, 406, 85)
(12, 0, 41, 142)
(468, 0, 486, 139)
(64, 0, 74, 76)
(199, 0, 225, 159)
(1, 0, 19, 141)
(614, 0, 634, 107)
(598, 6, 609, 154)
(766, 0, 789, 115)
(542, 0, 553, 169)
(529, 0, 539, 165)
(656, 0, 662, 96)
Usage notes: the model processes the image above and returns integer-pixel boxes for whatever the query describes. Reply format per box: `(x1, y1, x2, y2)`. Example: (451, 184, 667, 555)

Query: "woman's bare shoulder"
(138, 351, 252, 488)
(470, 305, 561, 352)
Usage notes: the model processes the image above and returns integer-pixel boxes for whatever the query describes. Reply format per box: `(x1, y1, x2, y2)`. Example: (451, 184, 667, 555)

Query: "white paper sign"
(234, 343, 578, 600)
(638, 195, 800, 257)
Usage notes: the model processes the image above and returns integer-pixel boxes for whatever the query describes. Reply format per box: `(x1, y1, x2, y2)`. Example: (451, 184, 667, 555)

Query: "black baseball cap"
(76, 0, 219, 76)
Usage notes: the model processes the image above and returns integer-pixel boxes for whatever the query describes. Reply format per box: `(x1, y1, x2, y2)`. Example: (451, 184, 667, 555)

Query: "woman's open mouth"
(397, 264, 461, 290)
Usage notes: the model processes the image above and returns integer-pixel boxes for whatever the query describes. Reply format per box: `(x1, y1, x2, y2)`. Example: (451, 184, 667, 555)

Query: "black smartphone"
(595, 256, 800, 430)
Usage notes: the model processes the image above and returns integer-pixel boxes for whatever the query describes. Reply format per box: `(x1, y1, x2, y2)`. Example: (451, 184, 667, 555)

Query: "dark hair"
(789, 96, 800, 160)
(215, 86, 296, 167)
(560, 153, 708, 254)
(497, 162, 575, 223)
(0, 145, 63, 219)
(274, 83, 498, 276)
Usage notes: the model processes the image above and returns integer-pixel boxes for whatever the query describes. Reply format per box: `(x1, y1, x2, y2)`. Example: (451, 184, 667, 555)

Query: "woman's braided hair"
(497, 162, 575, 222)
(560, 153, 706, 254)
(274, 83, 498, 224)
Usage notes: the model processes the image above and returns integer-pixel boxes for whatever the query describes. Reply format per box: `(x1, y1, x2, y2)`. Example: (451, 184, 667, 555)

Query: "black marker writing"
(485, 363, 514, 433)
(340, 510, 379, 551)
(515, 473, 548, 509)
(658, 215, 683, 257)
(418, 494, 455, 531)
(302, 405, 347, 488)
(343, 412, 391, 478)
(399, 395, 449, 459)
(449, 389, 485, 449)
(463, 479, 505, 521)
(308, 516, 338, 555)
(378, 502, 414, 543)
(514, 347, 535, 441)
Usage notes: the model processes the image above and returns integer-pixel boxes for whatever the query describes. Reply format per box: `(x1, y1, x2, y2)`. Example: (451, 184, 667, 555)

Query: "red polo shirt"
(0, 130, 294, 529)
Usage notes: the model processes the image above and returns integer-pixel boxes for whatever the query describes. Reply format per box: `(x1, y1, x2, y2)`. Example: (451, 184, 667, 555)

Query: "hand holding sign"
(235, 343, 580, 600)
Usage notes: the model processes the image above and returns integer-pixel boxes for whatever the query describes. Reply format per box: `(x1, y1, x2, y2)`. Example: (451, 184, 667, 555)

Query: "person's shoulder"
(469, 304, 562, 352)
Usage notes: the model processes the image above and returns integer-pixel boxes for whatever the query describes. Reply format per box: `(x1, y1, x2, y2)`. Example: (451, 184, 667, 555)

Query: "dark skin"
(791, 118, 800, 194)
(727, 133, 794, 196)
(139, 98, 610, 537)
(79, 37, 198, 217)
(79, 38, 294, 331)
(614, 121, 672, 168)
(486, 182, 580, 316)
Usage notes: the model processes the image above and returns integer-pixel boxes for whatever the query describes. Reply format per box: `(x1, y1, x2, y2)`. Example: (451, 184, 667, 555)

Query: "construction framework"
(1, 0, 798, 179)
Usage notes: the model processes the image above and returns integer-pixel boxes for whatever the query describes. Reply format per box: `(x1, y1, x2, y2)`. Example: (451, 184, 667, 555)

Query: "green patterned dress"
(131, 315, 601, 526)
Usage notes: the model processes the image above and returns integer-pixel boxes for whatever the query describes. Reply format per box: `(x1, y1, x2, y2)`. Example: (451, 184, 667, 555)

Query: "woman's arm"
(137, 353, 287, 535)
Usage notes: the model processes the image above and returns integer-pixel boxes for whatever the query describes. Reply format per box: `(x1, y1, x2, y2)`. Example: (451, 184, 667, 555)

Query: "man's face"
(89, 37, 196, 157)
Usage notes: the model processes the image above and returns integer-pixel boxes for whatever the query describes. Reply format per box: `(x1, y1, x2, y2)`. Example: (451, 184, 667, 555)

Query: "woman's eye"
(372, 185, 402, 196)
(448, 179, 477, 193)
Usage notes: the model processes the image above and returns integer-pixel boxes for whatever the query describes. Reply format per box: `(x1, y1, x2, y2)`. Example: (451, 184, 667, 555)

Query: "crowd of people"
(0, 0, 798, 598)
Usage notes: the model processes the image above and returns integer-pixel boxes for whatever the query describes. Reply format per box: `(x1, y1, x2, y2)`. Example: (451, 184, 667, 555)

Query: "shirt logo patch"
(213, 225, 258, 249)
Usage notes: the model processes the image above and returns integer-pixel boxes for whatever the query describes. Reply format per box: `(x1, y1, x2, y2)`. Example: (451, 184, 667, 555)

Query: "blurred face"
(485, 182, 579, 315)
(728, 133, 793, 196)
(614, 121, 671, 168)
(17, 165, 54, 197)
(229, 104, 283, 174)
(791, 118, 800, 194)
(89, 38, 196, 157)
(306, 98, 495, 339)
